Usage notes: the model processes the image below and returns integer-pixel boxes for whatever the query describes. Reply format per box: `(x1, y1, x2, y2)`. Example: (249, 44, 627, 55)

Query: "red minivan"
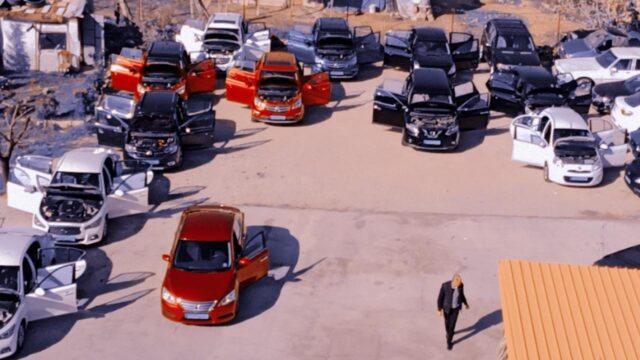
(160, 204, 269, 324)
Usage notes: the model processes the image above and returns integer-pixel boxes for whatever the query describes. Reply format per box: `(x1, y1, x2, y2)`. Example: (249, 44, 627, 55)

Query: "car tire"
(544, 163, 551, 183)
(176, 150, 184, 169)
(16, 321, 26, 354)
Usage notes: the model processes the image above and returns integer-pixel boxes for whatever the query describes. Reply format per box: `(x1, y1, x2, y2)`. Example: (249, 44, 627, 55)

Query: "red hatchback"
(160, 205, 269, 324)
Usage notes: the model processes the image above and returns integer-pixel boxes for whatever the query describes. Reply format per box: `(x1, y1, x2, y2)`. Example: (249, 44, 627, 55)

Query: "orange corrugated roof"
(498, 260, 640, 360)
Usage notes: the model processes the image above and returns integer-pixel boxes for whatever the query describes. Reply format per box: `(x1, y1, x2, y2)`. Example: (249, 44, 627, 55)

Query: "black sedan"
(592, 74, 640, 114)
(624, 158, 640, 195)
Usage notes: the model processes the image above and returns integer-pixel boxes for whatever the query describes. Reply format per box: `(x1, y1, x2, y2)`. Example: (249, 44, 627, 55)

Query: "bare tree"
(0, 101, 34, 183)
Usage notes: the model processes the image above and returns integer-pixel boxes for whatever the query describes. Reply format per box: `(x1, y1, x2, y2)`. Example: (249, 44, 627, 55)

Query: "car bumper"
(161, 301, 237, 325)
(0, 321, 19, 359)
(34, 215, 105, 245)
(125, 150, 180, 170)
(252, 107, 304, 124)
(551, 168, 603, 187)
(403, 131, 459, 151)
(625, 174, 640, 194)
(312, 64, 359, 79)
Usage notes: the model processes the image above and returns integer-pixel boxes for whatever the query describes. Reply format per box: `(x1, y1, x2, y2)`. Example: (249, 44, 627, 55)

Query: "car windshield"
(143, 64, 181, 78)
(259, 71, 298, 89)
(0, 266, 19, 292)
(414, 41, 448, 54)
(131, 115, 177, 132)
(496, 34, 534, 51)
(553, 129, 591, 143)
(103, 95, 136, 118)
(173, 240, 231, 272)
(51, 172, 100, 188)
(596, 51, 617, 68)
(624, 76, 640, 92)
(318, 36, 353, 49)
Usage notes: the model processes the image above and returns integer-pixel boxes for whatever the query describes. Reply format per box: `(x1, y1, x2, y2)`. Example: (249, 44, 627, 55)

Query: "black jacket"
(437, 281, 468, 312)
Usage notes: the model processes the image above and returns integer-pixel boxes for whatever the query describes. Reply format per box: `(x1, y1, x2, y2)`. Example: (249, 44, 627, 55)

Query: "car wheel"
(544, 163, 551, 183)
(16, 321, 26, 354)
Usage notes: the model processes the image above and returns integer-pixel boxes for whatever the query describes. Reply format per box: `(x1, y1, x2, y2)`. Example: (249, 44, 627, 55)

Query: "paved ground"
(2, 65, 640, 359)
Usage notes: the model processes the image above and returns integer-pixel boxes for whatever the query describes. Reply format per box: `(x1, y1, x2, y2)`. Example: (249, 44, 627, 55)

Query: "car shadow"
(452, 309, 502, 345)
(297, 83, 369, 127)
(354, 65, 383, 82)
(600, 167, 623, 187)
(594, 244, 640, 268)
(233, 225, 325, 324)
(20, 245, 155, 358)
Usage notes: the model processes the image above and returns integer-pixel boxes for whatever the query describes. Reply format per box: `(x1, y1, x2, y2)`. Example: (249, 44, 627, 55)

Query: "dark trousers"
(444, 307, 460, 346)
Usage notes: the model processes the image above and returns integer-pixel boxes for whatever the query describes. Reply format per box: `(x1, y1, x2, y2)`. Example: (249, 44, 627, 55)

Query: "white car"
(554, 48, 640, 87)
(611, 92, 640, 132)
(175, 13, 271, 72)
(510, 107, 627, 186)
(7, 147, 153, 245)
(0, 228, 86, 358)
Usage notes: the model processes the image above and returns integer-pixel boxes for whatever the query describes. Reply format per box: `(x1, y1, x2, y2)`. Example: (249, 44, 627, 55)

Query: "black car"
(481, 18, 541, 69)
(382, 27, 479, 76)
(592, 74, 640, 113)
(372, 68, 489, 150)
(94, 91, 215, 170)
(287, 17, 383, 79)
(624, 157, 640, 195)
(487, 65, 592, 115)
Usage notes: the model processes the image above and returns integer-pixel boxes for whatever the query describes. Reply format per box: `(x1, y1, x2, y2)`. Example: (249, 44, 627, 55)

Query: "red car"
(160, 205, 269, 325)
(225, 51, 331, 124)
(110, 41, 216, 100)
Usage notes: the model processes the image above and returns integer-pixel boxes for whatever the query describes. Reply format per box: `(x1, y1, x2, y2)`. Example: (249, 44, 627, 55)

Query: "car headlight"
(165, 143, 179, 153)
(0, 325, 15, 340)
(85, 216, 102, 229)
(176, 85, 186, 95)
(556, 73, 573, 85)
(447, 64, 456, 76)
(634, 177, 640, 184)
(33, 215, 46, 228)
(445, 124, 459, 136)
(593, 160, 603, 171)
(162, 287, 178, 305)
(292, 98, 302, 109)
(124, 143, 136, 153)
(406, 123, 420, 136)
(347, 54, 358, 66)
(622, 107, 634, 116)
(254, 97, 266, 110)
(413, 61, 420, 70)
(496, 63, 512, 71)
(553, 156, 564, 167)
(219, 289, 236, 306)
(137, 83, 146, 94)
(314, 56, 325, 65)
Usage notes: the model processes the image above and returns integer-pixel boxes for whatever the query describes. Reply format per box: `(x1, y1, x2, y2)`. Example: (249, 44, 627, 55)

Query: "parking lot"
(2, 65, 640, 359)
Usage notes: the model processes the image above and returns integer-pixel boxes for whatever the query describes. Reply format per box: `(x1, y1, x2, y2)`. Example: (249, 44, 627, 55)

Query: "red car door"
(302, 72, 331, 106)
(186, 59, 216, 94)
(237, 231, 269, 288)
(110, 55, 144, 94)
(225, 67, 257, 106)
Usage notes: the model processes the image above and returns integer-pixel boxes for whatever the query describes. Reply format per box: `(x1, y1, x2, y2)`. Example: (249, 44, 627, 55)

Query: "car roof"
(490, 18, 531, 35)
(411, 68, 451, 95)
(414, 27, 447, 42)
(0, 228, 44, 266)
(138, 91, 179, 116)
(541, 107, 588, 130)
(210, 12, 243, 25)
(317, 17, 349, 31)
(610, 47, 640, 58)
(57, 147, 115, 174)
(262, 51, 297, 70)
(147, 41, 184, 60)
(178, 206, 238, 241)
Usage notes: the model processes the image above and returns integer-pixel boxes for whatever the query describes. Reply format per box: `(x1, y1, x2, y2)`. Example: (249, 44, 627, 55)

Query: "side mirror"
(599, 142, 610, 150)
(24, 185, 37, 193)
(114, 189, 124, 197)
(610, 67, 618, 74)
(162, 254, 171, 262)
(34, 288, 46, 297)
(239, 257, 250, 267)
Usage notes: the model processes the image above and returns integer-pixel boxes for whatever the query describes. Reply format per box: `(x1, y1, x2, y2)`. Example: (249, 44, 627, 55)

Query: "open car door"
(244, 28, 271, 62)
(94, 92, 135, 148)
(383, 30, 412, 69)
(372, 79, 406, 128)
(225, 63, 256, 106)
(511, 115, 547, 166)
(109, 48, 144, 94)
(354, 26, 383, 64)
(455, 82, 490, 130)
(450, 32, 479, 71)
(237, 231, 269, 288)
(180, 93, 216, 148)
(26, 247, 86, 321)
(186, 59, 216, 94)
(487, 70, 521, 115)
(176, 20, 205, 62)
(107, 160, 152, 218)
(7, 155, 53, 214)
(589, 117, 628, 167)
(287, 25, 315, 64)
(302, 72, 331, 106)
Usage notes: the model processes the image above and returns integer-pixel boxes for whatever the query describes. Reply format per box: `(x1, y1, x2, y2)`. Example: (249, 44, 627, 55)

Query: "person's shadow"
(453, 309, 502, 345)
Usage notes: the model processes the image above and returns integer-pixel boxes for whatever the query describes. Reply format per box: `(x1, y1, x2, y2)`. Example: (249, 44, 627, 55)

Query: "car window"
(613, 59, 632, 71)
(51, 172, 101, 188)
(173, 240, 231, 272)
(0, 266, 19, 293)
(496, 35, 533, 51)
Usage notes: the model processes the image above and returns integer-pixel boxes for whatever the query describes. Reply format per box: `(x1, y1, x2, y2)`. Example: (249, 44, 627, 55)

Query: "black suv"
(481, 19, 540, 70)
(287, 17, 383, 79)
(94, 91, 215, 170)
(372, 68, 489, 151)
(383, 27, 479, 75)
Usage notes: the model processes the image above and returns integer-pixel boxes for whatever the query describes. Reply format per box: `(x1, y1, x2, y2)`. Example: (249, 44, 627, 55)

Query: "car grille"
(266, 105, 289, 112)
(48, 226, 81, 236)
(213, 56, 230, 65)
(423, 129, 443, 138)
(180, 300, 216, 312)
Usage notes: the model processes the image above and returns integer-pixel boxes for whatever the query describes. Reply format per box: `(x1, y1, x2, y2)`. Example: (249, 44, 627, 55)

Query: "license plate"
(184, 313, 209, 320)
(144, 159, 160, 165)
(568, 176, 588, 182)
(55, 236, 76, 243)
(331, 71, 344, 76)
(270, 115, 286, 120)
(423, 140, 441, 145)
